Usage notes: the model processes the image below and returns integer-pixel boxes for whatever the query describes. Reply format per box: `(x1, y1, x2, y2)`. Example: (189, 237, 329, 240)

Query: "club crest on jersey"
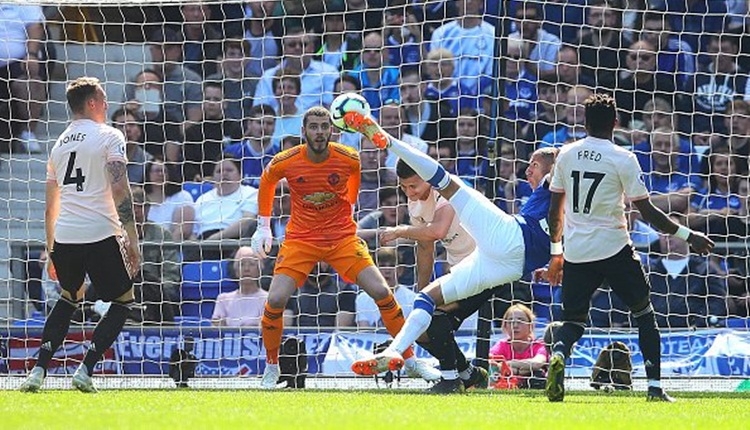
(328, 173, 340, 186)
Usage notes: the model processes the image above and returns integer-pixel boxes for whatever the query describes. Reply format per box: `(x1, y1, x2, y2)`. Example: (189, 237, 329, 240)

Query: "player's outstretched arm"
(632, 197, 714, 255)
(107, 160, 141, 276)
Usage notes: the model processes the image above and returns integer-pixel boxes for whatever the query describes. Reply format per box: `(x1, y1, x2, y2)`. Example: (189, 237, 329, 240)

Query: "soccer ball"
(330, 92, 371, 132)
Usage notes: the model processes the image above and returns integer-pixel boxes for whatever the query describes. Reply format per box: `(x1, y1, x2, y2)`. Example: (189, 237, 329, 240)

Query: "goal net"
(0, 0, 748, 391)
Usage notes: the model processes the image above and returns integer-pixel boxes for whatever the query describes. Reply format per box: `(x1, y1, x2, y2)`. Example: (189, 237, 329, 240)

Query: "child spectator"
(212, 247, 272, 327)
(489, 304, 548, 389)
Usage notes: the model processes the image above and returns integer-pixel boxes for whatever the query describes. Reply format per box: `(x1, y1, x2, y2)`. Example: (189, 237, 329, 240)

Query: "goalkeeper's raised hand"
(251, 216, 273, 259)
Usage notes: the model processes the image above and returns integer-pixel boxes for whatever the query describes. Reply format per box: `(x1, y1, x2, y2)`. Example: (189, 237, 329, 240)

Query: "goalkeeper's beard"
(307, 139, 330, 155)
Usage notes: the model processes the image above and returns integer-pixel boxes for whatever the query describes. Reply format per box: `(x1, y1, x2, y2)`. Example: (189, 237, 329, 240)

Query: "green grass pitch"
(2, 389, 749, 429)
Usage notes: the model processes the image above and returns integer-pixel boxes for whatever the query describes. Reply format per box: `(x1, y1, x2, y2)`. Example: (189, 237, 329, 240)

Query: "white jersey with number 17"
(46, 119, 128, 244)
(549, 136, 649, 263)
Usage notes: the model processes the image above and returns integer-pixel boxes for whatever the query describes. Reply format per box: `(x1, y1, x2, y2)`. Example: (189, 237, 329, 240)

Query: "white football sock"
(388, 308, 433, 355)
(388, 137, 451, 190)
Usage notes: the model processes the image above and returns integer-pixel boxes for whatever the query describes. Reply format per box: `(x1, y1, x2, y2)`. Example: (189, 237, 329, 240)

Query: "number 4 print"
(63, 151, 86, 191)
(571, 170, 605, 214)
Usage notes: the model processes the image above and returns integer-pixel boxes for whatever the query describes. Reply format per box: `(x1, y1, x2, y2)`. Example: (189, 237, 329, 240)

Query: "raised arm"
(631, 197, 714, 254)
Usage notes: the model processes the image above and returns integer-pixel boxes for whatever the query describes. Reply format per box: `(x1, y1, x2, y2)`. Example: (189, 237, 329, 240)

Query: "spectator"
(348, 31, 400, 116)
(242, 0, 281, 79)
(317, 1, 361, 71)
(124, 69, 183, 162)
(642, 127, 701, 214)
(111, 107, 151, 185)
(212, 246, 272, 327)
(343, 0, 386, 33)
(614, 40, 676, 129)
(0, 4, 46, 152)
(521, 80, 565, 155)
(358, 136, 397, 220)
(489, 304, 548, 389)
(503, 37, 539, 128)
(423, 48, 479, 118)
(400, 69, 456, 144)
(577, 0, 628, 90)
(427, 140, 458, 176)
(678, 32, 750, 136)
(725, 99, 750, 176)
(555, 46, 595, 89)
(383, 2, 425, 72)
(379, 101, 429, 169)
(357, 186, 408, 251)
(280, 135, 302, 152)
(333, 74, 361, 95)
(132, 187, 180, 324)
(688, 149, 742, 238)
(638, 10, 696, 91)
(432, 0, 495, 94)
(726, 178, 750, 316)
(141, 28, 203, 124)
(649, 216, 727, 328)
(454, 108, 489, 181)
(254, 27, 339, 112)
(179, 2, 223, 78)
(206, 39, 257, 121)
(540, 86, 592, 147)
(356, 247, 416, 328)
(193, 156, 259, 241)
(270, 69, 303, 146)
(224, 104, 278, 188)
(631, 98, 699, 174)
(182, 82, 243, 182)
(143, 159, 195, 242)
(508, 0, 560, 81)
(287, 262, 357, 328)
(661, 0, 727, 53)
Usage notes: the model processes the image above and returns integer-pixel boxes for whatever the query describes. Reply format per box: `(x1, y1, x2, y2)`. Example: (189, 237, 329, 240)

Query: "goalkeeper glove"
(251, 216, 273, 259)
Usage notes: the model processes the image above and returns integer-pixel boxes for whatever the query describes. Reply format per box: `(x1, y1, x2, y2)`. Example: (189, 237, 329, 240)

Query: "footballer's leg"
(260, 274, 298, 389)
(21, 245, 86, 393)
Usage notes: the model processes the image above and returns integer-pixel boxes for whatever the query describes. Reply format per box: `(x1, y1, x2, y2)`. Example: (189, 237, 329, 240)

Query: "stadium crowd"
(6, 0, 750, 335)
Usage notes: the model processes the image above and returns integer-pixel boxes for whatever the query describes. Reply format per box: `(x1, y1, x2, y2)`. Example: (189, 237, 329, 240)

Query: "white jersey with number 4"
(46, 119, 128, 244)
(549, 136, 649, 263)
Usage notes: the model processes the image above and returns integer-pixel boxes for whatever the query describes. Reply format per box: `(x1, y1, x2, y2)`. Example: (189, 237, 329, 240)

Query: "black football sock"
(419, 311, 458, 374)
(551, 322, 585, 358)
(36, 297, 78, 371)
(82, 301, 132, 375)
(634, 306, 661, 381)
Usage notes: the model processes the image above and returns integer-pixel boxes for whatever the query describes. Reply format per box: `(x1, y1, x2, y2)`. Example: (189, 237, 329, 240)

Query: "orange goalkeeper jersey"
(257, 142, 361, 245)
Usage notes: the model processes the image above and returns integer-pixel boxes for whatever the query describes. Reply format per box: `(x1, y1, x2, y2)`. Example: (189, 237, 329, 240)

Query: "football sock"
(634, 306, 662, 381)
(458, 367, 473, 381)
(389, 293, 436, 355)
(375, 294, 415, 359)
(441, 369, 459, 380)
(36, 296, 78, 371)
(388, 137, 450, 190)
(82, 300, 132, 376)
(261, 303, 285, 364)
(551, 322, 585, 358)
(422, 311, 458, 373)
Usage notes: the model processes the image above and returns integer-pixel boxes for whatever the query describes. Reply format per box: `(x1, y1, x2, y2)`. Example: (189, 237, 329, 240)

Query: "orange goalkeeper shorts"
(274, 236, 374, 287)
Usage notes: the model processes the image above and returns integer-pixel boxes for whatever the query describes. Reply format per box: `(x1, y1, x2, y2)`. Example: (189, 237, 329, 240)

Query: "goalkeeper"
(345, 111, 557, 383)
(251, 107, 440, 389)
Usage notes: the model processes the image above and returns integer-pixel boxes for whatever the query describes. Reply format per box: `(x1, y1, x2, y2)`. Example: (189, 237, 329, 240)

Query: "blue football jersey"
(514, 179, 552, 275)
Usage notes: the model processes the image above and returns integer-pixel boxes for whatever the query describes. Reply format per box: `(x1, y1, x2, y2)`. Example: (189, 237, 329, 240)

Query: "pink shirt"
(212, 289, 268, 327)
(490, 339, 548, 362)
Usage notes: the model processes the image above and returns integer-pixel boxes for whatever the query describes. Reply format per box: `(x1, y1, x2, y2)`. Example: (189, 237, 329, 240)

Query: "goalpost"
(1, 0, 748, 392)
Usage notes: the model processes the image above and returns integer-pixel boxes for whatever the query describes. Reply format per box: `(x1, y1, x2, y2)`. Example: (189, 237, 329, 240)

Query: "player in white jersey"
(378, 159, 488, 393)
(344, 109, 559, 385)
(19, 77, 140, 393)
(543, 94, 714, 403)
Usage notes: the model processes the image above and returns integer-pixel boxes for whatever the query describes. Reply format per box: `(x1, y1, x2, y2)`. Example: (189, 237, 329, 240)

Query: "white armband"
(550, 242, 563, 255)
(673, 225, 692, 241)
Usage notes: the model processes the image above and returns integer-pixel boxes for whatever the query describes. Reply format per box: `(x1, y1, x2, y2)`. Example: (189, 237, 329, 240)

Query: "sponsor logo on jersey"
(302, 191, 335, 205)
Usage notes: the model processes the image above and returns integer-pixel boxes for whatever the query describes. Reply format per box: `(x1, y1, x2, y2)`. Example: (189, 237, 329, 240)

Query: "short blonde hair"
(502, 304, 536, 337)
(426, 48, 454, 63)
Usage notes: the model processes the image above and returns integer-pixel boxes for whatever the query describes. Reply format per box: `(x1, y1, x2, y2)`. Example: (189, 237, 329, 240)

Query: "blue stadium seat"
(725, 317, 750, 329)
(183, 182, 214, 201)
(181, 260, 235, 320)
